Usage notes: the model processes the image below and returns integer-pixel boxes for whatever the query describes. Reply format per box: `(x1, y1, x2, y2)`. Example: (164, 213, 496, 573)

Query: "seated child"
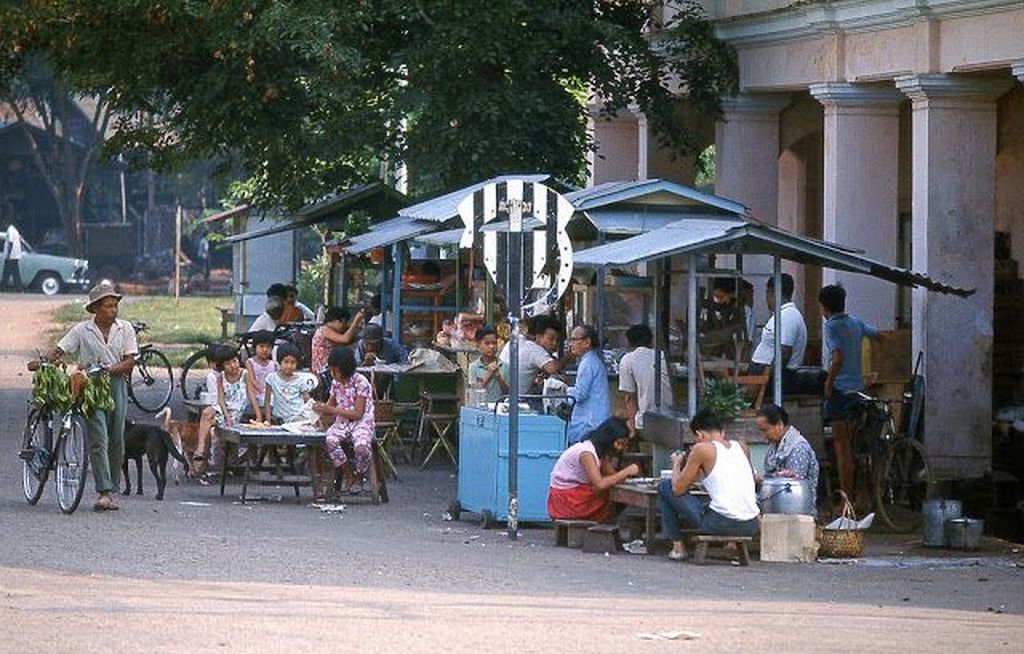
(194, 345, 249, 476)
(263, 343, 316, 424)
(244, 330, 277, 423)
(314, 346, 376, 493)
(468, 325, 509, 402)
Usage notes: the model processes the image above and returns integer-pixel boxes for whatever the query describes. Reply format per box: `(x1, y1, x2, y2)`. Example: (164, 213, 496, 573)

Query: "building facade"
(590, 0, 1024, 480)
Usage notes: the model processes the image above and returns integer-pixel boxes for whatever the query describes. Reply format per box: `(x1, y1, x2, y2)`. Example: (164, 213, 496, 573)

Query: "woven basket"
(818, 492, 865, 558)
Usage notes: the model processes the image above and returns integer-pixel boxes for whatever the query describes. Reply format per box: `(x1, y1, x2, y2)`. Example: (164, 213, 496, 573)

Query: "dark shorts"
(823, 391, 859, 424)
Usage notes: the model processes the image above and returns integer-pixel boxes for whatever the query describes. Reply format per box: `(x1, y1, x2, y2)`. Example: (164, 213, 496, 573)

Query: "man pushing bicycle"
(47, 282, 138, 512)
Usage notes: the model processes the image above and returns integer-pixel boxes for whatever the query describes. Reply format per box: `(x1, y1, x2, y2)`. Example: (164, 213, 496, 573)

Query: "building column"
(715, 94, 791, 325)
(810, 83, 903, 330)
(715, 94, 790, 223)
(895, 74, 1013, 480)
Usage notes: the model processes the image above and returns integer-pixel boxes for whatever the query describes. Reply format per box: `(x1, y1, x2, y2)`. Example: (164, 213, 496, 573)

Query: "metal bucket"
(945, 517, 984, 550)
(922, 499, 962, 547)
(759, 478, 815, 516)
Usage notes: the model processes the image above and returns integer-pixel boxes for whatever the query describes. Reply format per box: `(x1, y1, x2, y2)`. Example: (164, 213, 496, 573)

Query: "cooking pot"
(758, 477, 815, 516)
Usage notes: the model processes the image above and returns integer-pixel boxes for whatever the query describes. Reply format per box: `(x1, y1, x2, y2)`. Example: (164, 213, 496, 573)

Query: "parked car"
(0, 234, 90, 295)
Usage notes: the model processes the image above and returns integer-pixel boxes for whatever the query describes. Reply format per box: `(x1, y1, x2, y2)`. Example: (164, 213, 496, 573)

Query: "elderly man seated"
(354, 324, 408, 367)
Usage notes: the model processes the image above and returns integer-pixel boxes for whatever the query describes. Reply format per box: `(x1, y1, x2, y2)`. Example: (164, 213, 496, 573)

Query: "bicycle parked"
(19, 359, 94, 514)
(846, 390, 932, 532)
(126, 321, 174, 413)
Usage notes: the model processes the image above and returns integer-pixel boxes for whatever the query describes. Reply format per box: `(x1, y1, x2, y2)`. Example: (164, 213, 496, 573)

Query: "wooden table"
(609, 482, 660, 550)
(218, 425, 326, 501)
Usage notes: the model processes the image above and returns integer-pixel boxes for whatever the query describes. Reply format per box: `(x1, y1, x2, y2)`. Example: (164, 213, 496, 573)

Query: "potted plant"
(699, 376, 751, 419)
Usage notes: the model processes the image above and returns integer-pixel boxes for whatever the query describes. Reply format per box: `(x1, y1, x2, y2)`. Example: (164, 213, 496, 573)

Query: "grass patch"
(51, 296, 233, 348)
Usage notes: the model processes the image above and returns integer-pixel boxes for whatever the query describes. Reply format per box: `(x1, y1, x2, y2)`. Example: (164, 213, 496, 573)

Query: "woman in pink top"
(547, 417, 640, 522)
(311, 307, 364, 374)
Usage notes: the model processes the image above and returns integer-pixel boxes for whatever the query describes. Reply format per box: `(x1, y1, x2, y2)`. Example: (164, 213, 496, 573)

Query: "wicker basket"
(818, 492, 865, 558)
(375, 399, 395, 424)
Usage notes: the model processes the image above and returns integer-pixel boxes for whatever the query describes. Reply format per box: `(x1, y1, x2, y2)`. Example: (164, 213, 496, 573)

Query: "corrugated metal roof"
(344, 215, 438, 254)
(566, 179, 748, 215)
(399, 174, 552, 222)
(574, 219, 974, 296)
(413, 228, 464, 246)
(583, 209, 696, 235)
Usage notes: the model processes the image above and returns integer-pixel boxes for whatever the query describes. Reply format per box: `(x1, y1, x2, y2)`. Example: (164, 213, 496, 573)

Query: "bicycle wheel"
(129, 348, 174, 413)
(874, 437, 931, 532)
(179, 348, 212, 401)
(21, 408, 52, 505)
(55, 415, 89, 514)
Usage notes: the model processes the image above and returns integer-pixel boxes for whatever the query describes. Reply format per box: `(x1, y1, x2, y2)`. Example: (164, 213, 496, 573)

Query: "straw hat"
(85, 281, 122, 313)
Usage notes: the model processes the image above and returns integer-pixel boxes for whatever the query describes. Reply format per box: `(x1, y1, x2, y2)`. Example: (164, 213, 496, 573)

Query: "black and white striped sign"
(458, 179, 574, 316)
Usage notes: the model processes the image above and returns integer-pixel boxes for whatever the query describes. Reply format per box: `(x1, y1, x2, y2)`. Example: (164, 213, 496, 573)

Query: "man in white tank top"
(657, 409, 760, 561)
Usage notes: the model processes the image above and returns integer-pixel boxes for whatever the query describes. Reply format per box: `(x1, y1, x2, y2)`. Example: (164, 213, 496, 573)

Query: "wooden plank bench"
(692, 535, 753, 566)
(583, 524, 620, 554)
(553, 519, 598, 548)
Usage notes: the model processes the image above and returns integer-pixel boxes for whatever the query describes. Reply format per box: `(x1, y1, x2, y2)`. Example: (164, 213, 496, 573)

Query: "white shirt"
(57, 318, 139, 369)
(618, 347, 673, 429)
(751, 302, 807, 369)
(500, 336, 555, 395)
(249, 312, 278, 332)
(5, 225, 23, 260)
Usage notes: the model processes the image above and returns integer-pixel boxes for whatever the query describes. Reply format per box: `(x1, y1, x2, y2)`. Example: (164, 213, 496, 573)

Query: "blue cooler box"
(456, 406, 568, 524)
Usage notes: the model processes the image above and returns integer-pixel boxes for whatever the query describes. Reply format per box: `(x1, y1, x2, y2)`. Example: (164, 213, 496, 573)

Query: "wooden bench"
(692, 535, 752, 566)
(553, 519, 598, 548)
(583, 524, 620, 554)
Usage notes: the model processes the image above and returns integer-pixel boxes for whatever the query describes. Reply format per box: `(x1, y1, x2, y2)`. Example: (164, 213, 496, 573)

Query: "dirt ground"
(1, 292, 1023, 654)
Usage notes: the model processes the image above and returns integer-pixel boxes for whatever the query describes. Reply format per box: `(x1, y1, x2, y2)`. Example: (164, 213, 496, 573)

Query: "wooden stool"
(375, 421, 402, 480)
(692, 535, 753, 566)
(553, 519, 598, 548)
(583, 524, 620, 554)
(420, 413, 458, 468)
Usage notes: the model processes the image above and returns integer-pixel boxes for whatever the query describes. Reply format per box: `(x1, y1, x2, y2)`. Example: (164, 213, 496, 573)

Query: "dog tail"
(155, 407, 172, 432)
(163, 430, 190, 468)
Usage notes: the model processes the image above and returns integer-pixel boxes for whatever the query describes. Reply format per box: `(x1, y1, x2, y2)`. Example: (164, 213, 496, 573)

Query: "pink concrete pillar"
(715, 94, 790, 224)
(895, 74, 1014, 480)
(715, 94, 791, 325)
(810, 83, 903, 330)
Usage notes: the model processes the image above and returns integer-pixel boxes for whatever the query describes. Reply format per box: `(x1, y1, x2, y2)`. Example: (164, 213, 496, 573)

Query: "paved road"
(1, 293, 1022, 653)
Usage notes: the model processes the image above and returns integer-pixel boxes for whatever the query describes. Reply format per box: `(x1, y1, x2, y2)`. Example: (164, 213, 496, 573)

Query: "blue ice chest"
(456, 406, 568, 524)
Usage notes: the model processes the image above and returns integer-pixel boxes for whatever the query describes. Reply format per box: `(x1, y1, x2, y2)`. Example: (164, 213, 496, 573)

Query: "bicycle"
(20, 360, 93, 514)
(846, 390, 932, 532)
(127, 321, 174, 413)
(178, 322, 316, 401)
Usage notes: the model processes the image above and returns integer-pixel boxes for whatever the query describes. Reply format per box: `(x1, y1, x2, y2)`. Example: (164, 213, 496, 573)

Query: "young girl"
(245, 330, 277, 423)
(311, 307, 364, 374)
(263, 343, 316, 424)
(314, 346, 375, 493)
(194, 346, 249, 476)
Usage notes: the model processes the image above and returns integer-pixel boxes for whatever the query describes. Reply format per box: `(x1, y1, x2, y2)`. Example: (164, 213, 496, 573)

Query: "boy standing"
(468, 325, 509, 402)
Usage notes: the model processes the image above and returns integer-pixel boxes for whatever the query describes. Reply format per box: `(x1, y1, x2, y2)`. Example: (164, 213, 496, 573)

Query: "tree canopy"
(1, 0, 736, 208)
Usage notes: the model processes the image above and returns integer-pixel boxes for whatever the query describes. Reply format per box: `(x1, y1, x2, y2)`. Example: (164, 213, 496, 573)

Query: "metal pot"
(945, 517, 984, 550)
(758, 477, 815, 516)
(922, 499, 962, 547)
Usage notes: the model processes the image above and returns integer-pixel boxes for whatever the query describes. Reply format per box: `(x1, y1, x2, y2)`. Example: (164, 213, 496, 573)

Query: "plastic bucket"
(922, 499, 962, 547)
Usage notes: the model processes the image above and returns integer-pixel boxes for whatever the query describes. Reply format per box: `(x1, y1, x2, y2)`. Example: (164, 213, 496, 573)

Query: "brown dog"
(156, 408, 200, 485)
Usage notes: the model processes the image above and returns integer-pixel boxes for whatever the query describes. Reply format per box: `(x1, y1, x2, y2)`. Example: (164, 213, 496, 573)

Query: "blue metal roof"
(566, 179, 748, 215)
(400, 174, 553, 223)
(583, 209, 695, 235)
(344, 215, 438, 253)
(574, 218, 973, 296)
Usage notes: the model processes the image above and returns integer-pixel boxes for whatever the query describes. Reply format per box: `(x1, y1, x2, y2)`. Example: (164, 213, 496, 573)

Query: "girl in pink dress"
(314, 345, 375, 492)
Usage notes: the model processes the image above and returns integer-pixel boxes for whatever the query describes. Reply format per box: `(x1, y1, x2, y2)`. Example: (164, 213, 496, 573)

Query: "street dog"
(156, 407, 200, 485)
(122, 419, 190, 500)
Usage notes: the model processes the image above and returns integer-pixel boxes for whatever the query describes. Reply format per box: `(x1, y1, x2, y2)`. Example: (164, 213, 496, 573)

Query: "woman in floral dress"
(314, 345, 375, 492)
